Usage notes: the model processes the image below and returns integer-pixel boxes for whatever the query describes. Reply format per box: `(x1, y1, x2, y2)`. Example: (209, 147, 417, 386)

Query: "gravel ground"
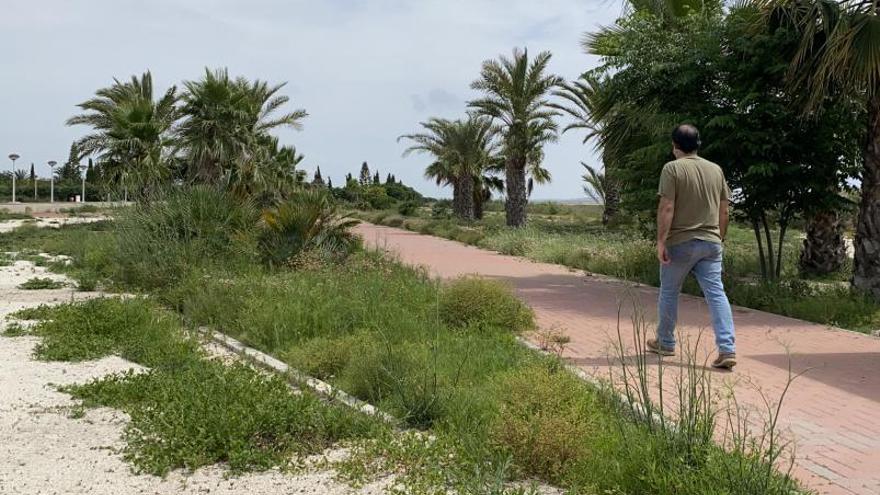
(0, 252, 393, 494)
(0, 216, 108, 234)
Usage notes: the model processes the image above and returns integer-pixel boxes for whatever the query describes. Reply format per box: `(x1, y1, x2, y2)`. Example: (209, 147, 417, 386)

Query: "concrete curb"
(206, 329, 400, 427)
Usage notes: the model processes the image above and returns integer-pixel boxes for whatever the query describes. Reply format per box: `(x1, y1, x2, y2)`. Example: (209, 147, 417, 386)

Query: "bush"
(17, 277, 65, 290)
(398, 201, 419, 216)
(384, 215, 406, 228)
(15, 297, 199, 368)
(431, 202, 451, 219)
(258, 189, 361, 267)
(66, 360, 378, 475)
(489, 364, 596, 483)
(338, 339, 449, 429)
(115, 186, 259, 289)
(363, 186, 395, 210)
(439, 276, 535, 333)
(452, 229, 484, 246)
(282, 333, 365, 381)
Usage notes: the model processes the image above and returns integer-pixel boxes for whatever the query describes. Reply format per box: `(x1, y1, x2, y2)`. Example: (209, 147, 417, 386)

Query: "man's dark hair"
(671, 124, 701, 153)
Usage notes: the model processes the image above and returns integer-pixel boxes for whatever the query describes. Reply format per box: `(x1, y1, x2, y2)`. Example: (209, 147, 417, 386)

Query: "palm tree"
(259, 188, 360, 267)
(474, 174, 505, 220)
(770, 0, 880, 297)
(66, 71, 178, 196)
(230, 134, 305, 203)
(176, 68, 307, 191)
(581, 162, 607, 204)
(469, 48, 562, 227)
(800, 209, 848, 275)
(399, 115, 498, 220)
(552, 75, 621, 225)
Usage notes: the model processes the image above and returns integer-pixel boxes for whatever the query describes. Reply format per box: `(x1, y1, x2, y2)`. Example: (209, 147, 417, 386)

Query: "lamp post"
(79, 164, 88, 203)
(48, 161, 57, 203)
(8, 153, 19, 203)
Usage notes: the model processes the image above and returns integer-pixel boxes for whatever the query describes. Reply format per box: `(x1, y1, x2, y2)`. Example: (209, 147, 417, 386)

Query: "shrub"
(489, 364, 596, 483)
(259, 189, 361, 267)
(384, 215, 406, 228)
(431, 202, 451, 219)
(452, 229, 484, 246)
(338, 339, 449, 429)
(115, 186, 259, 289)
(66, 361, 378, 475)
(439, 276, 534, 333)
(282, 333, 365, 381)
(75, 272, 99, 291)
(398, 201, 419, 216)
(16, 297, 199, 368)
(363, 186, 395, 209)
(17, 277, 65, 290)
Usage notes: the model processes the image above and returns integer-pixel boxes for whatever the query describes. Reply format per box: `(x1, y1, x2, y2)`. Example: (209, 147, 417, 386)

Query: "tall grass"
(114, 186, 259, 290)
(600, 299, 804, 494)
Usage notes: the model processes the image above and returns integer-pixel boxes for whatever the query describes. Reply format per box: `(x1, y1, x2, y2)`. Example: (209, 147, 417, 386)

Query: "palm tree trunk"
(457, 175, 475, 221)
(602, 164, 620, 225)
(853, 92, 880, 299)
(473, 182, 485, 221)
(451, 183, 463, 219)
(505, 158, 527, 227)
(799, 209, 846, 276)
(603, 181, 620, 225)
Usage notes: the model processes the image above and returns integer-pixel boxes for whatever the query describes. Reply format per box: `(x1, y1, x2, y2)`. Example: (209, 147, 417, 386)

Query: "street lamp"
(8, 153, 19, 203)
(79, 164, 88, 203)
(48, 161, 57, 203)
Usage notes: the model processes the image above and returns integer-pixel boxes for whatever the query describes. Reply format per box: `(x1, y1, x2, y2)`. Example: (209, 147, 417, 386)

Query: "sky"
(1, 0, 621, 200)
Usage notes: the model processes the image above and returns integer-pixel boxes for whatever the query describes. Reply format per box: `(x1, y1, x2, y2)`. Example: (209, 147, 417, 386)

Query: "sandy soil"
(0, 216, 108, 234)
(0, 254, 393, 494)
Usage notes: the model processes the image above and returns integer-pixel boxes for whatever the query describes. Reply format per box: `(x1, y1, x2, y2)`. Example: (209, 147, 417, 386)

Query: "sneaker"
(711, 353, 737, 369)
(646, 338, 675, 356)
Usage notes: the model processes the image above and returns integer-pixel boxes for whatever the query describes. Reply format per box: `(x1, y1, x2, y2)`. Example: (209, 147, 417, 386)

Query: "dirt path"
(355, 222, 880, 495)
(0, 258, 390, 494)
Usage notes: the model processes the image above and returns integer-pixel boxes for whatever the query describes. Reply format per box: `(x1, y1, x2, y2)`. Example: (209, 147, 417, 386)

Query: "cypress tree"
(30, 163, 37, 199)
(359, 162, 371, 185)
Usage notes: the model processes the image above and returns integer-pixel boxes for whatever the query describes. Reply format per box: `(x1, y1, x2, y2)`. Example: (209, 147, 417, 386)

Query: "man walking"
(647, 124, 737, 369)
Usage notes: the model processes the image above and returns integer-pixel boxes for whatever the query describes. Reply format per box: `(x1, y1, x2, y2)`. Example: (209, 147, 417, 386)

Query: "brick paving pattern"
(355, 223, 880, 495)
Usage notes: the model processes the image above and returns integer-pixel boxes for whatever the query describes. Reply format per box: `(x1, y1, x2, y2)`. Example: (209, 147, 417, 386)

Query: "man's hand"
(656, 196, 675, 265)
(657, 242, 671, 265)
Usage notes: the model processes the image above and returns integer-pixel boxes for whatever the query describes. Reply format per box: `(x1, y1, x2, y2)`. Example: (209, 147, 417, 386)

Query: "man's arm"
(719, 199, 729, 241)
(656, 196, 675, 264)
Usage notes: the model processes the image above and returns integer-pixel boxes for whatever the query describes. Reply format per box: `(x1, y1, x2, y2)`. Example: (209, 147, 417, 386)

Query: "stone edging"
(206, 329, 400, 427)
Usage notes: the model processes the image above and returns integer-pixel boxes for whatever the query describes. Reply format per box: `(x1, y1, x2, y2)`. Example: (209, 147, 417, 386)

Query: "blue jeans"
(657, 239, 736, 354)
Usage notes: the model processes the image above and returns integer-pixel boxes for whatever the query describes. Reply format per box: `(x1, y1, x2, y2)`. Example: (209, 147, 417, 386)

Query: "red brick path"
(355, 223, 880, 495)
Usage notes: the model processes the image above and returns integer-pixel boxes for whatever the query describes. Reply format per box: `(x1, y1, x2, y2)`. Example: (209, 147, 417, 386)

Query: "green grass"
(11, 297, 381, 476)
(2, 209, 810, 494)
(65, 361, 379, 475)
(355, 208, 880, 332)
(0, 221, 118, 290)
(12, 298, 198, 367)
(17, 277, 65, 290)
(169, 253, 806, 494)
(0, 209, 31, 220)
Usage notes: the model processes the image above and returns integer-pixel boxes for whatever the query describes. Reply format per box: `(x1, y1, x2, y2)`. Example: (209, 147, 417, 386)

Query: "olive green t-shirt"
(657, 155, 730, 247)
